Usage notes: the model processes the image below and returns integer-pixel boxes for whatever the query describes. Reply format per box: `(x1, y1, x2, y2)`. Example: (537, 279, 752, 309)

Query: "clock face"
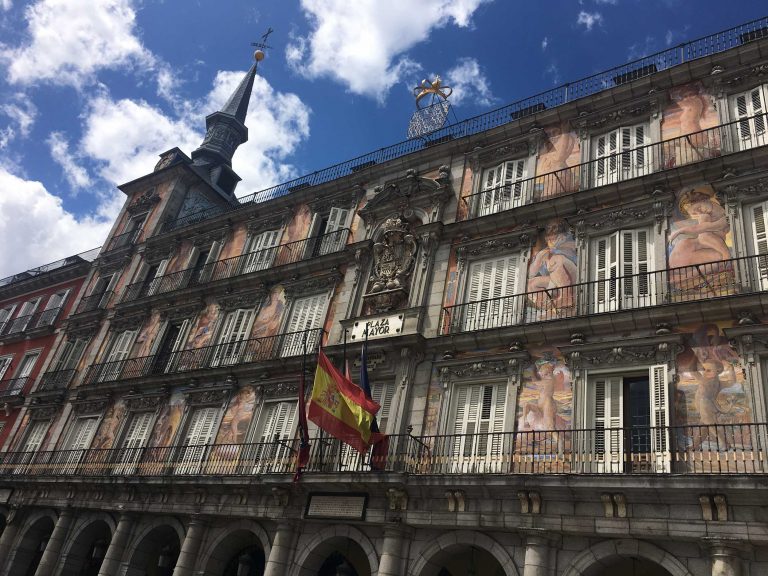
(408, 101, 451, 139)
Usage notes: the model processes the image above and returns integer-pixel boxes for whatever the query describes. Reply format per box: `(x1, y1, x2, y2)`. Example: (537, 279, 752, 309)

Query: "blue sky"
(0, 0, 764, 277)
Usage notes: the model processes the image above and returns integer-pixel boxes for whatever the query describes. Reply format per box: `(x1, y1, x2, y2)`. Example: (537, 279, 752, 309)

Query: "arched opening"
(587, 557, 673, 576)
(6, 515, 54, 576)
(59, 519, 112, 576)
(304, 537, 372, 576)
(421, 545, 506, 576)
(125, 524, 181, 576)
(202, 528, 266, 576)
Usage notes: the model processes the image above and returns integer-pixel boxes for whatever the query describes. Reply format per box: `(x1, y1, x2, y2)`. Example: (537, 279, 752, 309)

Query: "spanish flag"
(307, 349, 381, 453)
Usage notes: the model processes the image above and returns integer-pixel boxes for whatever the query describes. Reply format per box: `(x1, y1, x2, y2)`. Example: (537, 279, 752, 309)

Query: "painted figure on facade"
(517, 353, 572, 449)
(527, 220, 578, 314)
(91, 401, 126, 451)
(666, 82, 720, 165)
(536, 123, 579, 198)
(669, 187, 731, 267)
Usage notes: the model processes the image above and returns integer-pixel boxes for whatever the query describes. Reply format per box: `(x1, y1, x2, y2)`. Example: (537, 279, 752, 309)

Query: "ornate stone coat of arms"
(363, 215, 418, 313)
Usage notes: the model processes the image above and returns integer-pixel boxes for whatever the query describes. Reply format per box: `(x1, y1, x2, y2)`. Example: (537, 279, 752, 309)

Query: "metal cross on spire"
(251, 27, 274, 54)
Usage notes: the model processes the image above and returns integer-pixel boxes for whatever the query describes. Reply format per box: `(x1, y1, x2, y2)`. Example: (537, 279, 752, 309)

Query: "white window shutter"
(55, 339, 87, 372)
(318, 207, 350, 255)
(184, 407, 219, 446)
(733, 87, 767, 149)
(371, 382, 395, 432)
(67, 417, 98, 450)
(0, 305, 15, 332)
(121, 412, 153, 450)
(259, 402, 296, 443)
(451, 383, 506, 469)
(10, 298, 40, 332)
(281, 293, 329, 357)
(464, 255, 520, 330)
(649, 364, 670, 472)
(16, 353, 38, 378)
(592, 377, 623, 471)
(146, 259, 169, 295)
(0, 357, 11, 380)
(107, 331, 135, 363)
(243, 230, 281, 273)
(22, 421, 48, 452)
(594, 233, 619, 312)
(751, 201, 768, 289)
(212, 309, 254, 366)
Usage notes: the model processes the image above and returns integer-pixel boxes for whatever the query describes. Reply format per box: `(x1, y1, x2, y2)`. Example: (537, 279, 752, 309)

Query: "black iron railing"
(1, 423, 764, 477)
(103, 227, 142, 253)
(463, 113, 765, 218)
(0, 247, 100, 289)
(159, 17, 768, 234)
(0, 377, 28, 398)
(0, 307, 63, 338)
(83, 327, 324, 386)
(121, 229, 350, 303)
(441, 254, 765, 334)
(36, 370, 77, 392)
(72, 291, 113, 316)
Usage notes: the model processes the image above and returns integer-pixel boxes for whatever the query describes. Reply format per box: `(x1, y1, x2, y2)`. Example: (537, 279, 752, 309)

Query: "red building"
(0, 248, 98, 448)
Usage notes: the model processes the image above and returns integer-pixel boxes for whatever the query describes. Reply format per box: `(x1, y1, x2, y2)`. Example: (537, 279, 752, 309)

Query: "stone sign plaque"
(350, 314, 404, 342)
(305, 493, 368, 520)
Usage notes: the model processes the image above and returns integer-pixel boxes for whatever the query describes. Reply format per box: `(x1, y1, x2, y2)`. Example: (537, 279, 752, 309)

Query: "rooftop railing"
(0, 247, 100, 289)
(1, 422, 764, 478)
(463, 113, 765, 219)
(121, 228, 350, 304)
(441, 254, 765, 335)
(83, 327, 324, 386)
(160, 17, 768, 234)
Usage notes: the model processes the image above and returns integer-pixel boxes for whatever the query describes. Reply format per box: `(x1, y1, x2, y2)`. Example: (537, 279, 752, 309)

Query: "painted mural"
(91, 399, 126, 451)
(661, 82, 721, 167)
(516, 348, 573, 441)
(534, 122, 580, 199)
(148, 392, 185, 448)
(188, 303, 217, 350)
(526, 220, 578, 318)
(674, 323, 751, 451)
(252, 290, 285, 338)
(215, 386, 256, 445)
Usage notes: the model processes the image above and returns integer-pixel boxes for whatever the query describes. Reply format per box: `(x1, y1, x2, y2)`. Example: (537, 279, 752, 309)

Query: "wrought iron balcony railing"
(0, 422, 764, 478)
(463, 113, 767, 219)
(0, 307, 63, 338)
(441, 254, 766, 335)
(160, 17, 768, 234)
(36, 369, 77, 393)
(121, 229, 350, 304)
(102, 227, 142, 254)
(83, 327, 324, 386)
(71, 291, 113, 316)
(0, 377, 28, 399)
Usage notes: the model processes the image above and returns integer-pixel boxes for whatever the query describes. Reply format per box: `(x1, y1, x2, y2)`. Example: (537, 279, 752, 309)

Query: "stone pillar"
(263, 521, 297, 576)
(34, 509, 74, 576)
(708, 540, 744, 576)
(172, 517, 207, 576)
(378, 526, 409, 576)
(0, 511, 21, 573)
(522, 531, 551, 576)
(97, 513, 134, 576)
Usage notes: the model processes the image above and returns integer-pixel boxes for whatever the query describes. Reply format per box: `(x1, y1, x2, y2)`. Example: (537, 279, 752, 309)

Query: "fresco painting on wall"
(91, 399, 126, 451)
(534, 123, 580, 199)
(210, 386, 257, 466)
(526, 220, 578, 320)
(662, 82, 721, 167)
(147, 392, 185, 449)
(674, 324, 751, 453)
(668, 184, 735, 298)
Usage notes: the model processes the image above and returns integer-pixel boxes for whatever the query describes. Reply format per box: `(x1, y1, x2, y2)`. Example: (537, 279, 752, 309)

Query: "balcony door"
(11, 352, 39, 395)
(477, 159, 529, 216)
(449, 382, 507, 473)
(592, 229, 653, 313)
(175, 407, 219, 474)
(731, 86, 767, 151)
(280, 293, 329, 357)
(59, 417, 98, 474)
(13, 420, 49, 473)
(8, 298, 40, 334)
(36, 290, 69, 327)
(251, 401, 296, 473)
(98, 330, 136, 382)
(241, 230, 281, 274)
(316, 207, 349, 256)
(592, 124, 649, 187)
(113, 412, 153, 475)
(210, 309, 255, 367)
(462, 254, 521, 331)
(152, 319, 191, 374)
(748, 200, 768, 290)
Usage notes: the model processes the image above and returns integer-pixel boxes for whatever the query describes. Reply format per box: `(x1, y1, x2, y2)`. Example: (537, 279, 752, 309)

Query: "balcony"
(0, 307, 63, 341)
(35, 369, 77, 393)
(70, 291, 113, 317)
(463, 114, 765, 220)
(0, 422, 764, 479)
(121, 229, 350, 304)
(441, 254, 765, 334)
(0, 377, 28, 402)
(82, 327, 324, 386)
(101, 227, 142, 256)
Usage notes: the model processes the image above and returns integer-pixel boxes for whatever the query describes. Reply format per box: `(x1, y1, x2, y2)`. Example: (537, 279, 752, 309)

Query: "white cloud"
(47, 131, 92, 190)
(577, 11, 603, 31)
(541, 36, 548, 51)
(593, 0, 617, 4)
(544, 63, 561, 85)
(1, 0, 11, 10)
(0, 167, 115, 278)
(1, 0, 153, 87)
(445, 57, 496, 107)
(287, 0, 490, 101)
(0, 95, 37, 149)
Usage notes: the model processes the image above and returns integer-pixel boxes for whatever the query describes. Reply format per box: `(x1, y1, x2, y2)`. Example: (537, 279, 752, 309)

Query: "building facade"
(0, 17, 768, 576)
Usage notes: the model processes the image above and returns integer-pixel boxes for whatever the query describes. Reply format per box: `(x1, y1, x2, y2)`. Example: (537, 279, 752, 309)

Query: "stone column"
(522, 531, 551, 576)
(97, 513, 134, 576)
(172, 517, 207, 576)
(378, 526, 409, 576)
(263, 521, 297, 576)
(708, 540, 744, 576)
(34, 508, 74, 576)
(0, 511, 22, 574)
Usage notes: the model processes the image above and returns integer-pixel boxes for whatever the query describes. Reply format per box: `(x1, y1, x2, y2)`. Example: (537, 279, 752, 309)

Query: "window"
(449, 382, 507, 473)
(186, 241, 222, 284)
(36, 289, 69, 327)
(252, 401, 296, 473)
(241, 229, 281, 274)
(88, 273, 118, 310)
(584, 365, 669, 473)
(370, 381, 395, 433)
(52, 338, 88, 372)
(280, 292, 330, 357)
(57, 416, 99, 474)
(591, 228, 653, 313)
(747, 200, 768, 290)
(0, 305, 15, 333)
(114, 412, 154, 475)
(142, 259, 169, 297)
(314, 207, 350, 256)
(477, 159, 530, 216)
(152, 319, 191, 374)
(13, 420, 49, 473)
(592, 123, 650, 186)
(10, 352, 39, 395)
(121, 213, 147, 246)
(210, 309, 255, 367)
(97, 330, 136, 382)
(176, 406, 219, 474)
(7, 298, 41, 334)
(461, 254, 522, 331)
(730, 85, 767, 150)
(0, 356, 12, 381)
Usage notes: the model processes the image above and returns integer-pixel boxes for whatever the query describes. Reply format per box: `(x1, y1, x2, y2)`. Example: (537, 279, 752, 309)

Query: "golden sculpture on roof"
(413, 76, 453, 109)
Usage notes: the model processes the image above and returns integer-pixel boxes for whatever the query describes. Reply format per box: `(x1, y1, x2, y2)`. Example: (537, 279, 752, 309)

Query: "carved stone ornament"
(439, 360, 510, 384)
(154, 148, 186, 172)
(29, 405, 59, 420)
(143, 244, 174, 264)
(358, 169, 450, 227)
(712, 63, 768, 90)
(72, 397, 111, 415)
(370, 215, 418, 293)
(159, 300, 206, 322)
(262, 381, 299, 399)
(218, 289, 266, 312)
(456, 230, 533, 271)
(474, 132, 543, 166)
(127, 187, 160, 215)
(110, 313, 147, 333)
(387, 487, 408, 511)
(245, 208, 294, 235)
(189, 226, 230, 248)
(566, 343, 681, 369)
(572, 96, 660, 136)
(186, 388, 229, 406)
(125, 394, 165, 412)
(307, 186, 362, 215)
(283, 271, 342, 299)
(64, 322, 99, 340)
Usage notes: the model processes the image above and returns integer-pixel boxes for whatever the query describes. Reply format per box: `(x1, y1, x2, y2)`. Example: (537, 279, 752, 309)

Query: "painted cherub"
(691, 358, 737, 449)
(669, 188, 730, 267)
(522, 359, 569, 449)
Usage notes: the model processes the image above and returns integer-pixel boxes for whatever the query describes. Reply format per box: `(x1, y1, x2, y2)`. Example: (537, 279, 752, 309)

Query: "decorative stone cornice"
(110, 312, 147, 333)
(190, 226, 231, 248)
(307, 185, 363, 215)
(283, 270, 342, 298)
(359, 169, 451, 228)
(455, 229, 535, 271)
(711, 62, 768, 92)
(186, 388, 229, 406)
(438, 351, 529, 387)
(126, 187, 160, 215)
(217, 288, 266, 312)
(713, 171, 768, 206)
(28, 405, 59, 420)
(71, 396, 111, 415)
(245, 207, 295, 235)
(571, 94, 663, 138)
(257, 381, 299, 400)
(158, 299, 207, 321)
(574, 191, 672, 241)
(125, 393, 166, 412)
(561, 335, 684, 371)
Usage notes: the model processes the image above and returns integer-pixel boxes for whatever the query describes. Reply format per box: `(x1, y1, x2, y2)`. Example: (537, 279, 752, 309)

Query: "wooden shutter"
(101, 330, 135, 381)
(732, 86, 767, 150)
(464, 255, 520, 330)
(54, 339, 88, 372)
(281, 293, 329, 357)
(371, 382, 395, 432)
(258, 402, 297, 443)
(242, 230, 281, 273)
(451, 383, 506, 460)
(22, 421, 48, 452)
(318, 207, 350, 255)
(503, 159, 528, 205)
(121, 412, 153, 450)
(37, 290, 69, 327)
(0, 305, 15, 332)
(594, 129, 619, 185)
(594, 233, 619, 312)
(212, 309, 254, 366)
(619, 125, 648, 174)
(10, 298, 40, 332)
(67, 417, 98, 450)
(16, 353, 38, 378)
(164, 319, 191, 373)
(176, 407, 219, 473)
(619, 229, 652, 307)
(751, 201, 768, 289)
(592, 377, 623, 471)
(146, 259, 169, 295)
(0, 357, 11, 380)
(649, 365, 670, 472)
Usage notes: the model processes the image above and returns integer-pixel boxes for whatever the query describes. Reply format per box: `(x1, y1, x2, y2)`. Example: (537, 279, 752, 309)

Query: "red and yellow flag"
(307, 349, 380, 453)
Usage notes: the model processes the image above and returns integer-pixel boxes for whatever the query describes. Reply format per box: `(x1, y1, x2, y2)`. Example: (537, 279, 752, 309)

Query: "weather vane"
(251, 27, 274, 64)
(407, 75, 454, 139)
